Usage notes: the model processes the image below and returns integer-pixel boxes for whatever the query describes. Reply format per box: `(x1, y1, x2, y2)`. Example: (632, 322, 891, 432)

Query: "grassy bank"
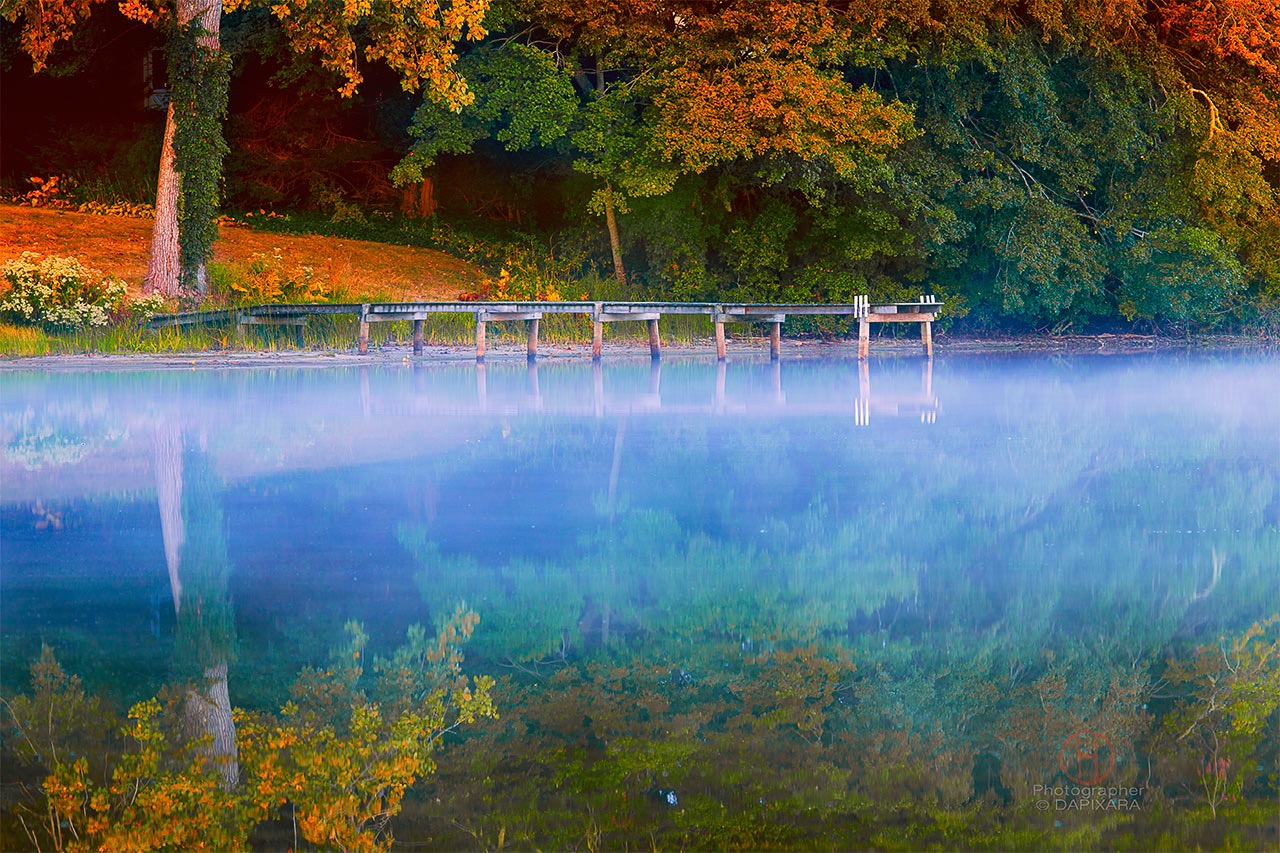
(0, 312, 761, 357)
(0, 204, 484, 302)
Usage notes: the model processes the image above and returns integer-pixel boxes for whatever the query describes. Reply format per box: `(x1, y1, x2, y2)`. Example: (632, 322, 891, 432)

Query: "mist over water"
(3, 353, 1278, 847)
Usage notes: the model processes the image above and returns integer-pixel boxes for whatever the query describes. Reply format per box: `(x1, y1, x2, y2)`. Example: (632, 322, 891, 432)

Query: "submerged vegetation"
(2, 615, 1275, 850)
(2, 612, 496, 852)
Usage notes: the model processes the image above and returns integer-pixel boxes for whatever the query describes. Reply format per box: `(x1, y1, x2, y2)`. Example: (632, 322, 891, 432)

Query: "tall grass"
(0, 323, 52, 356)
(45, 323, 230, 354)
(0, 312, 817, 357)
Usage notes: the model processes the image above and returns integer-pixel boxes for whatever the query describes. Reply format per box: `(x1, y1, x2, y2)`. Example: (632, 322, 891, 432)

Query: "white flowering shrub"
(0, 252, 129, 330)
(125, 292, 168, 322)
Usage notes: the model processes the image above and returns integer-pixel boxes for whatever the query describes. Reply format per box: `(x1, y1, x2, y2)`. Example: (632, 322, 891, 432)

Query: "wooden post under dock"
(358, 304, 371, 355)
(592, 302, 604, 361)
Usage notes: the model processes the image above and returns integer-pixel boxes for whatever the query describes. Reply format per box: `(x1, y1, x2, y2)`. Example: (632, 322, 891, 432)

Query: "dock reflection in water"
(1, 354, 1277, 851)
(396, 357, 939, 422)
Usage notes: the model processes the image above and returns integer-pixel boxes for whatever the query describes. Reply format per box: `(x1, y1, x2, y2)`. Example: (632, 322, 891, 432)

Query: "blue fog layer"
(2, 354, 1278, 846)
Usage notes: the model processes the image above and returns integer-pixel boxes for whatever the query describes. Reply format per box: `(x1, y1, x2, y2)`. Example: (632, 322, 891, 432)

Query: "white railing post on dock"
(857, 296, 870, 360)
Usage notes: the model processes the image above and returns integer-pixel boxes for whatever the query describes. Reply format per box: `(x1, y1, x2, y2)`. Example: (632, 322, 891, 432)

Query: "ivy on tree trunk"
(144, 0, 227, 300)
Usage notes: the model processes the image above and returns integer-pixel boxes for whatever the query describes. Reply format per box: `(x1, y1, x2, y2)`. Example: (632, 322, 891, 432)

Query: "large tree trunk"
(144, 0, 221, 298)
(145, 105, 182, 297)
(603, 184, 626, 285)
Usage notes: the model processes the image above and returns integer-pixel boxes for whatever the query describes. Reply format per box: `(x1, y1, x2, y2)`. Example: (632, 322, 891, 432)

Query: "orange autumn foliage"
(1159, 0, 1280, 80)
(4, 0, 489, 107)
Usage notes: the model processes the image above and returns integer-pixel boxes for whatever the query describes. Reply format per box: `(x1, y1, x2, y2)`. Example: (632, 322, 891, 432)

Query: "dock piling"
(921, 294, 934, 358)
(358, 304, 371, 355)
(592, 303, 604, 361)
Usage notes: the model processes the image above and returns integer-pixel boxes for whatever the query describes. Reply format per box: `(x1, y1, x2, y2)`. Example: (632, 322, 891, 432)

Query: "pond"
(2, 353, 1278, 850)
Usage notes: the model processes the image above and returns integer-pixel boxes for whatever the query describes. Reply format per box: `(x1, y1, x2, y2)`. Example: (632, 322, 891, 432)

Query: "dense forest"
(2, 0, 1278, 330)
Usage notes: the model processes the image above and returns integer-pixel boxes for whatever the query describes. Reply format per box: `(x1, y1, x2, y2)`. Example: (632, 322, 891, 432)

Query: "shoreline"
(1, 332, 1273, 371)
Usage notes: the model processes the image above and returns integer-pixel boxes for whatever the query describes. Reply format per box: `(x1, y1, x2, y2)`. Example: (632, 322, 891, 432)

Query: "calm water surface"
(2, 354, 1278, 849)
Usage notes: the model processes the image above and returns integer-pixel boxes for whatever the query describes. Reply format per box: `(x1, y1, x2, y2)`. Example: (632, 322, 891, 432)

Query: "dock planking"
(148, 297, 943, 360)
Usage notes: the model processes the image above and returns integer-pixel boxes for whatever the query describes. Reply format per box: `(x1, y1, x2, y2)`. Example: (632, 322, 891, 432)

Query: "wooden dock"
(149, 297, 942, 360)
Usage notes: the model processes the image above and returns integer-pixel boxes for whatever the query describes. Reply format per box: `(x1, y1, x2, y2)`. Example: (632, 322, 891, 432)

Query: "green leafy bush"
(0, 252, 128, 330)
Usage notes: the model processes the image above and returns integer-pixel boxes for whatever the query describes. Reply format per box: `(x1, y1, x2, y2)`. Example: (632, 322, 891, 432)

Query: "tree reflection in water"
(1, 357, 1277, 849)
